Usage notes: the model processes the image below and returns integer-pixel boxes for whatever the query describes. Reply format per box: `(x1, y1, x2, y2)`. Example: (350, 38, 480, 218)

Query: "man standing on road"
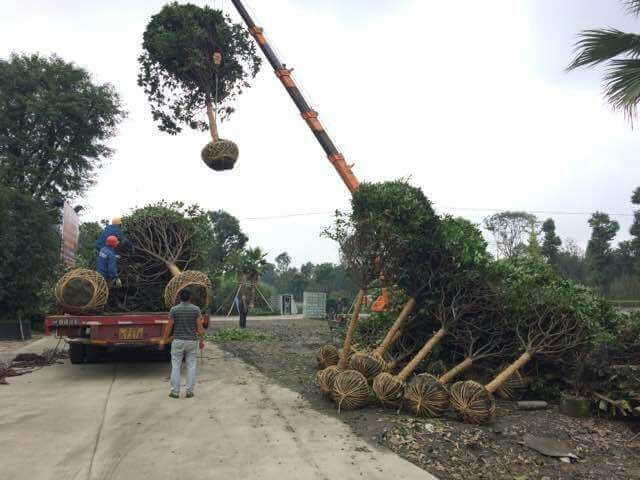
(237, 294, 249, 329)
(166, 289, 204, 398)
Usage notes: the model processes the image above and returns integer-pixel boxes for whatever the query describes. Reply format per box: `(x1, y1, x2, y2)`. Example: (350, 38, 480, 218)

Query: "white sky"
(2, 0, 639, 266)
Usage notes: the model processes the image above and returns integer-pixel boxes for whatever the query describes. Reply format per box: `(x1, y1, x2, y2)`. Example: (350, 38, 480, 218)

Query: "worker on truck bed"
(96, 217, 130, 251)
(96, 235, 122, 289)
(166, 289, 205, 399)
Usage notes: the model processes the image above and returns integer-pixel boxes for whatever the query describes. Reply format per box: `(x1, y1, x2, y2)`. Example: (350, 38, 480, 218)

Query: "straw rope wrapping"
(54, 269, 108, 313)
(449, 380, 496, 424)
(315, 345, 340, 370)
(404, 374, 450, 417)
(349, 352, 387, 380)
(201, 139, 239, 171)
(372, 372, 405, 407)
(315, 365, 341, 396)
(331, 370, 371, 412)
(164, 270, 212, 310)
(495, 367, 526, 400)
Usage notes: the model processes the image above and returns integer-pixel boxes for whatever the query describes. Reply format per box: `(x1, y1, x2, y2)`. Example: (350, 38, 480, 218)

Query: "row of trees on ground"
(483, 186, 640, 299)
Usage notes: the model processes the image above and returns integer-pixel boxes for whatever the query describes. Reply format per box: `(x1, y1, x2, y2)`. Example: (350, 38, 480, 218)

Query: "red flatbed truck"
(45, 312, 173, 364)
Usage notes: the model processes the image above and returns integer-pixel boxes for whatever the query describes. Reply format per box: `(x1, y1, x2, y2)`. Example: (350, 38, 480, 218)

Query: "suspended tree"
(138, 2, 261, 170)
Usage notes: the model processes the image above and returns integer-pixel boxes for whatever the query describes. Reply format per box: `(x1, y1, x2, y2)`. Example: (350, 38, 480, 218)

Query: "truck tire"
(69, 343, 86, 364)
(85, 345, 101, 363)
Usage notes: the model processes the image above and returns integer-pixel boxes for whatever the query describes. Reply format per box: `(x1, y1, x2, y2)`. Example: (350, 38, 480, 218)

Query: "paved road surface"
(1, 335, 435, 480)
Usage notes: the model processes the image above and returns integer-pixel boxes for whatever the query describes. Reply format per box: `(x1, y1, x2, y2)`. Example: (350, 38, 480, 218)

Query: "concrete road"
(1, 337, 436, 480)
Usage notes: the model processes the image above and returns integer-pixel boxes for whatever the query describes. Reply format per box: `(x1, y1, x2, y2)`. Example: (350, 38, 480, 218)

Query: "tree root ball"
(404, 374, 449, 417)
(315, 345, 339, 369)
(331, 370, 371, 412)
(349, 353, 386, 380)
(449, 380, 496, 424)
(164, 270, 212, 310)
(316, 365, 340, 396)
(201, 140, 239, 171)
(495, 368, 526, 401)
(372, 372, 405, 407)
(54, 269, 108, 313)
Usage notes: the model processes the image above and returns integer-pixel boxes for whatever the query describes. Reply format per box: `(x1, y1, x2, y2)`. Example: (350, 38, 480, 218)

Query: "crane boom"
(230, 0, 359, 192)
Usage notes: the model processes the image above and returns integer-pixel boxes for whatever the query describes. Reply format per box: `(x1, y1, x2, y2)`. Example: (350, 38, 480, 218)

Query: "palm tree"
(232, 247, 268, 308)
(567, 0, 640, 123)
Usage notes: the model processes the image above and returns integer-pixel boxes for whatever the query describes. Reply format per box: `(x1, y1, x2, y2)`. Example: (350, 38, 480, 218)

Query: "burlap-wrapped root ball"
(449, 380, 496, 424)
(315, 345, 340, 370)
(404, 375, 449, 417)
(55, 269, 108, 313)
(331, 370, 371, 412)
(372, 372, 406, 407)
(201, 139, 239, 171)
(495, 368, 526, 400)
(349, 353, 386, 380)
(316, 365, 341, 396)
(164, 270, 212, 310)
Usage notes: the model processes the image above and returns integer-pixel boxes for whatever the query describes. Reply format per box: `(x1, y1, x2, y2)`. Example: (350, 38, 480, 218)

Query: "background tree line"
(483, 186, 640, 299)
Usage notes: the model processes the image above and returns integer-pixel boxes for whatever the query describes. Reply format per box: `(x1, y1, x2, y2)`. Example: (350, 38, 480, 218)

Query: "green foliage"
(205, 328, 270, 342)
(275, 252, 291, 274)
(230, 247, 268, 279)
(0, 53, 125, 201)
(483, 211, 538, 260)
(205, 210, 247, 275)
(0, 186, 60, 321)
(541, 218, 562, 264)
(138, 2, 261, 134)
(567, 3, 640, 123)
(586, 212, 620, 293)
(75, 222, 102, 268)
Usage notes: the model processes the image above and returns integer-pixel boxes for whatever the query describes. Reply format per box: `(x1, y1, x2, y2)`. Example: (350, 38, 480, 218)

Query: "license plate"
(119, 327, 144, 341)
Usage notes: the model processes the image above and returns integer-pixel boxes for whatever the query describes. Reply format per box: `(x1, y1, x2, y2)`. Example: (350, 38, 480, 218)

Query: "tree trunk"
(438, 357, 474, 384)
(373, 297, 416, 357)
(206, 100, 219, 142)
(397, 328, 446, 382)
(485, 351, 532, 394)
(167, 263, 181, 278)
(337, 289, 365, 370)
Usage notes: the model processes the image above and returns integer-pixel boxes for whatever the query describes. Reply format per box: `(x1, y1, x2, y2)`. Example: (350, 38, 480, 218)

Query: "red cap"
(106, 235, 119, 247)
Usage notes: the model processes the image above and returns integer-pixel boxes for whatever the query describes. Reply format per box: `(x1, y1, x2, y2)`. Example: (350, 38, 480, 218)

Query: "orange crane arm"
(230, 0, 359, 193)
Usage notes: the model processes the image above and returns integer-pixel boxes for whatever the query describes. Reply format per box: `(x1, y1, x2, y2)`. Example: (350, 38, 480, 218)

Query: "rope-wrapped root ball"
(315, 345, 339, 370)
(349, 352, 386, 380)
(495, 368, 526, 400)
(449, 380, 496, 424)
(372, 372, 405, 407)
(164, 270, 212, 310)
(55, 269, 108, 313)
(404, 374, 449, 417)
(201, 139, 239, 171)
(315, 365, 340, 396)
(331, 370, 371, 412)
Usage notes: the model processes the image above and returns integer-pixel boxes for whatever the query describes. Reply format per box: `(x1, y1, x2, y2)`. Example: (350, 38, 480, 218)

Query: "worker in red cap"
(96, 235, 122, 289)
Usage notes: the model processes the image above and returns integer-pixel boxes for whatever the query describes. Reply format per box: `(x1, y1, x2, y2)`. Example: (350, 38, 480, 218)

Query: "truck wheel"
(85, 345, 101, 363)
(69, 343, 86, 364)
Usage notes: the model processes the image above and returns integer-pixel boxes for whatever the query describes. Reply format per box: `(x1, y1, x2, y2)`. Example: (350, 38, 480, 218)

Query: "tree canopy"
(541, 218, 562, 264)
(138, 2, 262, 134)
(484, 211, 538, 260)
(0, 53, 125, 201)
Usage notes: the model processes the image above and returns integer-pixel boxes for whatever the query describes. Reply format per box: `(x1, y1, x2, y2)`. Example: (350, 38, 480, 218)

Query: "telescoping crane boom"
(229, 0, 359, 193)
(230, 0, 388, 312)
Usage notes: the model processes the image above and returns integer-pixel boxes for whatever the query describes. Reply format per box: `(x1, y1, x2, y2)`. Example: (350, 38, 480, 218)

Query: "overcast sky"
(2, 0, 639, 266)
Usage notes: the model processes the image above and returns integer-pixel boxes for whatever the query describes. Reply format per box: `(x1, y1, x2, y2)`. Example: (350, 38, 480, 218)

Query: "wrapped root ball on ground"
(495, 367, 526, 400)
(331, 370, 370, 412)
(201, 140, 239, 171)
(404, 374, 449, 417)
(349, 352, 386, 380)
(315, 345, 339, 370)
(316, 365, 341, 396)
(372, 372, 405, 407)
(164, 270, 212, 310)
(55, 269, 108, 313)
(449, 380, 496, 424)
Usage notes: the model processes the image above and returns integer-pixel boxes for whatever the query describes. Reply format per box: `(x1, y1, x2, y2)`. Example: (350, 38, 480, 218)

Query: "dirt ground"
(212, 317, 640, 480)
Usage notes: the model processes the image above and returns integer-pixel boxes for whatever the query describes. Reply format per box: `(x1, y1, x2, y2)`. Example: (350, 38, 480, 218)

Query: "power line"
(240, 206, 636, 221)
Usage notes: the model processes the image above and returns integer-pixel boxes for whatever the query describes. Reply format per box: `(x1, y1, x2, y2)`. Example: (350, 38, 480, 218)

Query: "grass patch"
(205, 328, 271, 343)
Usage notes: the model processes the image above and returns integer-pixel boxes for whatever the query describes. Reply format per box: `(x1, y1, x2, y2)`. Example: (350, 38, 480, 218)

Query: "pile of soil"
(212, 317, 640, 480)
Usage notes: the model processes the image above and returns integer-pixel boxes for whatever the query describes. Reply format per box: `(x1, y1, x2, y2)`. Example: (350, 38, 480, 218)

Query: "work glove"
(115, 278, 122, 288)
